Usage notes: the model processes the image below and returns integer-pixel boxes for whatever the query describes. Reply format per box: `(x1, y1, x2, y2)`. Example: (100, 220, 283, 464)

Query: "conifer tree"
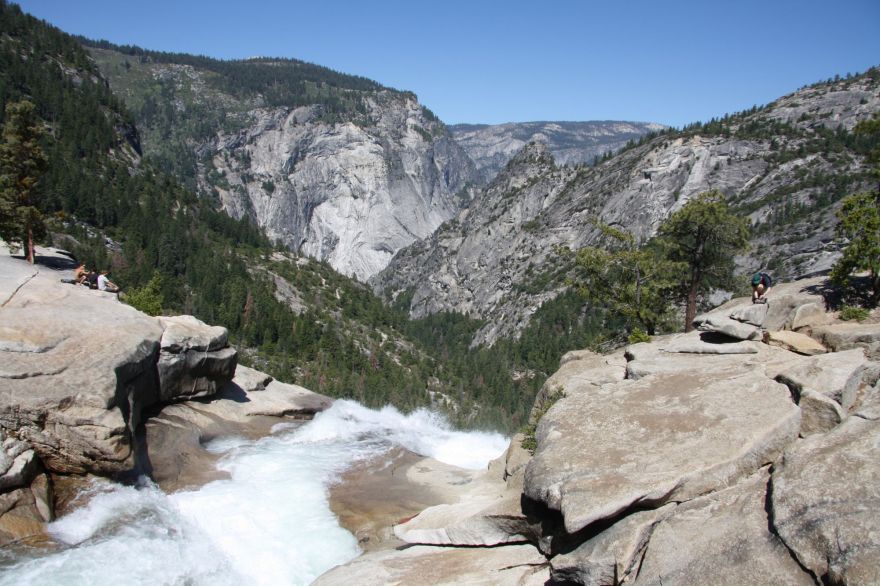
(658, 191, 749, 332)
(0, 100, 48, 263)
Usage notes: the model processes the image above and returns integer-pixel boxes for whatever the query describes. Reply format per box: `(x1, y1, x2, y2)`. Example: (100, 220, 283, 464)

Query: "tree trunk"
(684, 272, 700, 332)
(26, 222, 34, 264)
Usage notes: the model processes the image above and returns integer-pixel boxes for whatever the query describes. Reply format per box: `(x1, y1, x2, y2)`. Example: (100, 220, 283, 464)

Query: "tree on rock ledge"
(0, 100, 48, 264)
(658, 191, 749, 332)
(831, 114, 880, 306)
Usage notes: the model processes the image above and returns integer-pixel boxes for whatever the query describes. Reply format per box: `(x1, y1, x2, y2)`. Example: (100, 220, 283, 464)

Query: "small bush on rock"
(840, 305, 870, 322)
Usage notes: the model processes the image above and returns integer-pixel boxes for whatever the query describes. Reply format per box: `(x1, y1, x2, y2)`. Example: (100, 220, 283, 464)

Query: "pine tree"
(0, 100, 48, 263)
(658, 191, 750, 332)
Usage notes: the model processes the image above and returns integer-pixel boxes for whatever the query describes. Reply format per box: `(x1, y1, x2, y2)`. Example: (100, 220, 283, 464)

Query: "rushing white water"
(0, 400, 508, 586)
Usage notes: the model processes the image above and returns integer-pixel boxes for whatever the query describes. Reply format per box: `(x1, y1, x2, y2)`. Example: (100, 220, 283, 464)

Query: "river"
(0, 400, 508, 585)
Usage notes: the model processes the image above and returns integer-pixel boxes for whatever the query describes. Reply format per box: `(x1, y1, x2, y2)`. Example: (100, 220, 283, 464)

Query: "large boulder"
(156, 315, 237, 402)
(523, 367, 801, 537)
(550, 504, 676, 585)
(771, 416, 880, 585)
(0, 255, 163, 475)
(844, 362, 880, 419)
(624, 333, 789, 381)
(693, 277, 828, 338)
(764, 329, 827, 355)
(631, 471, 813, 585)
(813, 321, 880, 358)
(774, 348, 867, 435)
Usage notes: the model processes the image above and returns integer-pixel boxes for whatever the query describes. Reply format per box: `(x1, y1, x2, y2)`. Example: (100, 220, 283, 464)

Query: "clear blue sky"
(15, 0, 880, 128)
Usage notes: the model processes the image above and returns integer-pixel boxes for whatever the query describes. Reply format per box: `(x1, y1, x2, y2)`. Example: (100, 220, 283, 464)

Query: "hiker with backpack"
(751, 272, 773, 304)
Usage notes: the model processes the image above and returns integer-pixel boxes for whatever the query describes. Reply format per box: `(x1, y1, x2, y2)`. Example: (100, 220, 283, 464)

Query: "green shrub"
(520, 388, 565, 454)
(839, 305, 870, 322)
(124, 272, 165, 316)
(627, 328, 651, 344)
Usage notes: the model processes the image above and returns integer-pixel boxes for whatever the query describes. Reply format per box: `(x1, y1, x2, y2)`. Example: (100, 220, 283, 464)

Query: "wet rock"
(144, 367, 332, 491)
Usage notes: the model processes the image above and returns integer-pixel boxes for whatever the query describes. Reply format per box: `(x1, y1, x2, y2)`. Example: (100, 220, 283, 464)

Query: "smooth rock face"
(530, 349, 626, 418)
(632, 471, 813, 586)
(623, 334, 787, 381)
(791, 302, 828, 331)
(313, 543, 549, 586)
(206, 96, 477, 281)
(524, 368, 801, 535)
(0, 254, 163, 475)
(771, 416, 880, 585)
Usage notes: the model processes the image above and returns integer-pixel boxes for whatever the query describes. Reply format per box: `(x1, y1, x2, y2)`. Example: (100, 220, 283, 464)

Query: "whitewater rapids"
(0, 400, 508, 586)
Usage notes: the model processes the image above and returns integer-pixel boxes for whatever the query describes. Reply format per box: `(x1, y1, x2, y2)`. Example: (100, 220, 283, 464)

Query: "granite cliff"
(374, 70, 880, 345)
(450, 120, 666, 183)
(89, 48, 478, 281)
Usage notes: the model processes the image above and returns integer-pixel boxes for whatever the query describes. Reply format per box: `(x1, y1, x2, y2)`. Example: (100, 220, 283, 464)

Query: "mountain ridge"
(375, 68, 880, 346)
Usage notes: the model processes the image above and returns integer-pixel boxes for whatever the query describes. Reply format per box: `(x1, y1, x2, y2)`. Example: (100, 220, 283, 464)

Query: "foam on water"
(0, 401, 508, 585)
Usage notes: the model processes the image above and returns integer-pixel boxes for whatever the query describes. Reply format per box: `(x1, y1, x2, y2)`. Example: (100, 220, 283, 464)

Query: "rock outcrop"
(0, 249, 330, 543)
(517, 288, 879, 585)
(449, 121, 665, 184)
(321, 283, 879, 584)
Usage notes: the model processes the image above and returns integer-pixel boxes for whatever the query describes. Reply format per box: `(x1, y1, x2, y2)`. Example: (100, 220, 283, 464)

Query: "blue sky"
(15, 0, 880, 128)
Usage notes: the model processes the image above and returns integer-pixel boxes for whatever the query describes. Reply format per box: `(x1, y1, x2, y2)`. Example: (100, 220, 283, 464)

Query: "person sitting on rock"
(751, 272, 773, 303)
(74, 264, 88, 285)
(97, 270, 119, 293)
(84, 269, 99, 289)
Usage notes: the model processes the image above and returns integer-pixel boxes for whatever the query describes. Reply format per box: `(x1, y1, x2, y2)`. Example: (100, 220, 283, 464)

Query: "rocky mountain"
(450, 120, 666, 183)
(374, 69, 880, 346)
(87, 46, 478, 281)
